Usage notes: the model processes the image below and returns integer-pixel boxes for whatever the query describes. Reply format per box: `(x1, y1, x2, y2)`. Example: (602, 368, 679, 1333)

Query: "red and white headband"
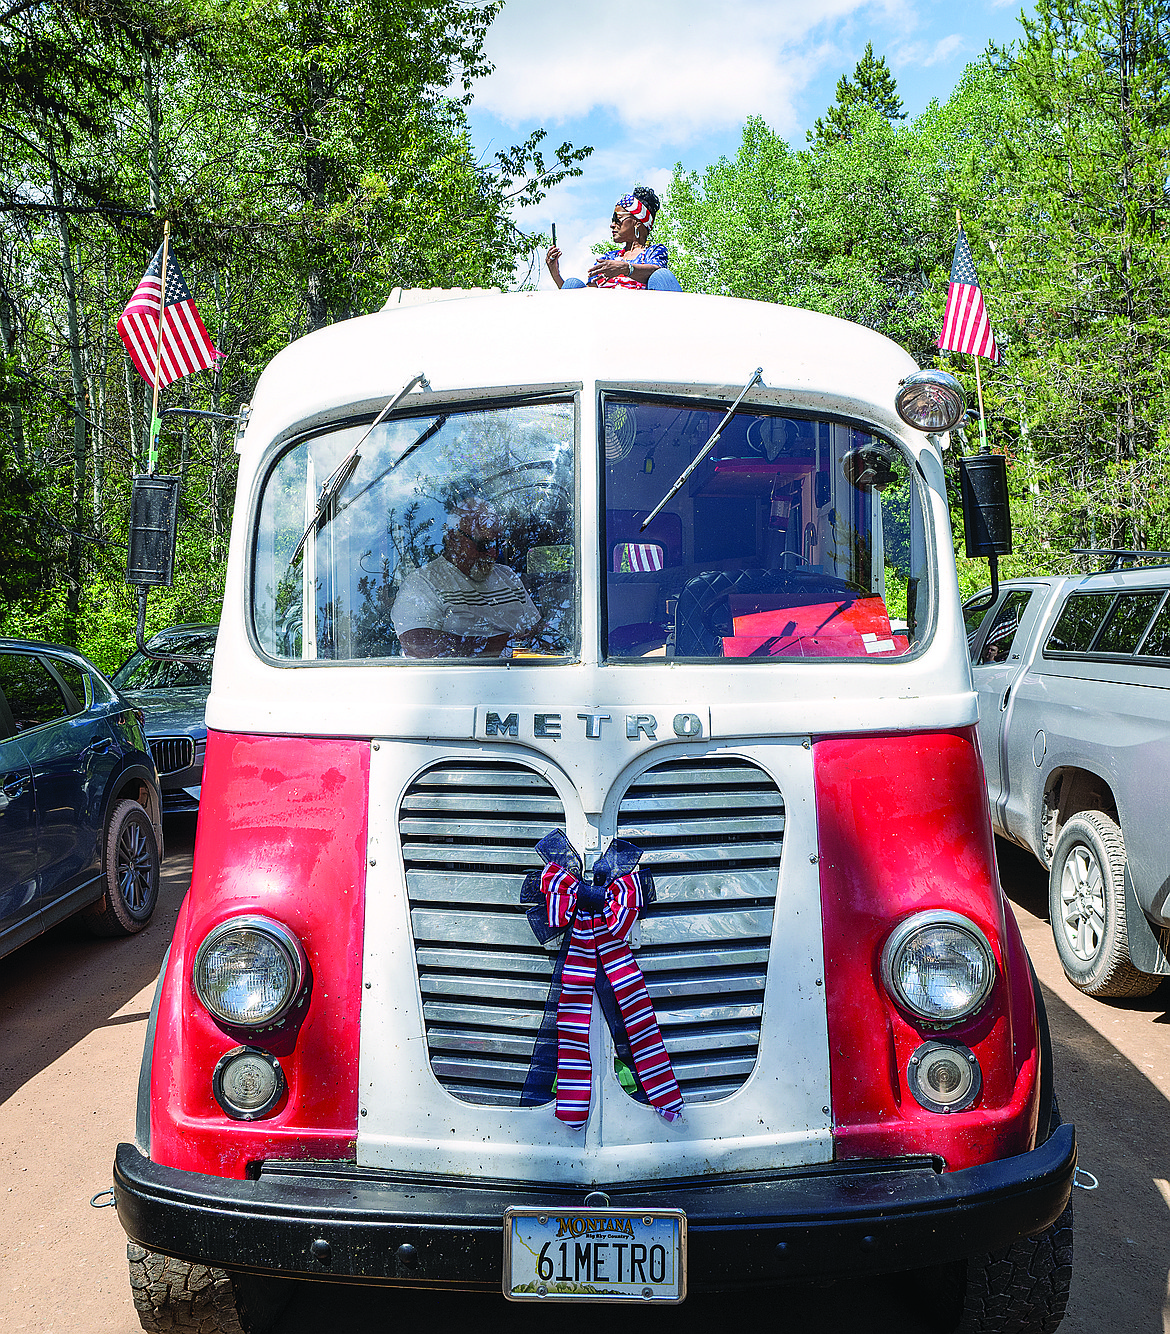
(617, 193, 653, 229)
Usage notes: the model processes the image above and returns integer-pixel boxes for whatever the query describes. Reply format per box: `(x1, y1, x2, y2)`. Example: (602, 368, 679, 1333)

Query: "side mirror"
(959, 454, 1012, 559)
(125, 474, 203, 667)
(959, 453, 1011, 604)
(127, 474, 181, 587)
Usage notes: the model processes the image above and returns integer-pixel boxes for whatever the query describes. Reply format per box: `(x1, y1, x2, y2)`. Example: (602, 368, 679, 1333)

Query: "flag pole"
(957, 209, 989, 453)
(148, 218, 171, 475)
(973, 356, 988, 452)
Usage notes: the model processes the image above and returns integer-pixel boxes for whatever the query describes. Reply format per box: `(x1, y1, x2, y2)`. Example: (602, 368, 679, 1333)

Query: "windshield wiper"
(639, 368, 763, 532)
(289, 371, 430, 566)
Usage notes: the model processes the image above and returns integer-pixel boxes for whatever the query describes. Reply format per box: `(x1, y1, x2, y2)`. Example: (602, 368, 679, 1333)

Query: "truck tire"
(127, 1245, 290, 1334)
(83, 799, 160, 937)
(954, 1200, 1073, 1334)
(1048, 811, 1160, 998)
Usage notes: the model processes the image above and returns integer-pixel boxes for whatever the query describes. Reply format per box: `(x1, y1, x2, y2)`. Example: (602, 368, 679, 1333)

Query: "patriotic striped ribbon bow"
(521, 830, 683, 1128)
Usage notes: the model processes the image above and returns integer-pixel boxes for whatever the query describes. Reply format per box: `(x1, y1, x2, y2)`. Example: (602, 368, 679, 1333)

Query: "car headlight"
(193, 916, 307, 1027)
(880, 910, 996, 1024)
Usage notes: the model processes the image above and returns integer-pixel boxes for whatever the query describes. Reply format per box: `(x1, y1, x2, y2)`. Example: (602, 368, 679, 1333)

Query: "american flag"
(940, 226, 998, 361)
(117, 244, 220, 388)
(614, 542, 664, 573)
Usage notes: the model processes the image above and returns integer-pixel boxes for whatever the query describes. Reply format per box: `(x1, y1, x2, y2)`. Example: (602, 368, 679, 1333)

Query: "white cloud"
(924, 34, 963, 66)
(888, 31, 966, 75)
(473, 0, 916, 144)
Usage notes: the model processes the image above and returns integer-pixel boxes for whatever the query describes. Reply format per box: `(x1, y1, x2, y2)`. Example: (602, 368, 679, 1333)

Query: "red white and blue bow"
(520, 830, 682, 1127)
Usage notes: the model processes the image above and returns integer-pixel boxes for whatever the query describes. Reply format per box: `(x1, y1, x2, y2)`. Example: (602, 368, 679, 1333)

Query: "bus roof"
(240, 290, 922, 462)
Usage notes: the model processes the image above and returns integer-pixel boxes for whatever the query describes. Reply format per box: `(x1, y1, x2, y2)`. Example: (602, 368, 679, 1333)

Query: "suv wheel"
(1048, 811, 1160, 998)
(82, 799, 160, 937)
(127, 1245, 290, 1334)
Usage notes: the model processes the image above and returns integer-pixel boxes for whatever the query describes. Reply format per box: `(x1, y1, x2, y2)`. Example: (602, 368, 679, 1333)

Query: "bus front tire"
(954, 1200, 1074, 1334)
(127, 1245, 289, 1334)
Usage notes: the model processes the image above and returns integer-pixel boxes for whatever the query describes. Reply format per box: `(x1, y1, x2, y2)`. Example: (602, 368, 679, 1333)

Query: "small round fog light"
(907, 1040, 981, 1114)
(213, 1046, 285, 1120)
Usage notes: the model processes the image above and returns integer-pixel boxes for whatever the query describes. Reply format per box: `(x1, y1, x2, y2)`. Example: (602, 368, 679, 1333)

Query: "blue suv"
(0, 638, 164, 959)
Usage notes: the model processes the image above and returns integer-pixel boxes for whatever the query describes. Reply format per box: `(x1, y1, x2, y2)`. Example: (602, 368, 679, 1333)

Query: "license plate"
(504, 1207, 686, 1303)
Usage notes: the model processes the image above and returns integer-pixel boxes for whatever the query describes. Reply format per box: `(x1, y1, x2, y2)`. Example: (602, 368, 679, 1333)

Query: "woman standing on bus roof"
(546, 187, 682, 292)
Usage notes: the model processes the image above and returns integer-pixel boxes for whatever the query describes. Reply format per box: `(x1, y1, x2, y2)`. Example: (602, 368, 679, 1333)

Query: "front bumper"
(113, 1125, 1075, 1291)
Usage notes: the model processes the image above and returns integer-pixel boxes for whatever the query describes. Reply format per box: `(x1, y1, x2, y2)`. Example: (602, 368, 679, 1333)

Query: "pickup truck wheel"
(127, 1245, 290, 1334)
(82, 799, 160, 938)
(954, 1200, 1074, 1334)
(1048, 811, 1160, 998)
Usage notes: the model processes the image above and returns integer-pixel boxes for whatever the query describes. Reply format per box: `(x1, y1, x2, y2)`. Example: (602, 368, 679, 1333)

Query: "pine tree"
(978, 0, 1170, 555)
(810, 43, 906, 146)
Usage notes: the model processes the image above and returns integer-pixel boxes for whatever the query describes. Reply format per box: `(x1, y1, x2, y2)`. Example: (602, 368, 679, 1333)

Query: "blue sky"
(466, 0, 1031, 286)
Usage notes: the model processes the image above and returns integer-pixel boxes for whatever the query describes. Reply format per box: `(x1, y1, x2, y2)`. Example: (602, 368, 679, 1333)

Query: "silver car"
(111, 625, 216, 814)
(965, 567, 1170, 998)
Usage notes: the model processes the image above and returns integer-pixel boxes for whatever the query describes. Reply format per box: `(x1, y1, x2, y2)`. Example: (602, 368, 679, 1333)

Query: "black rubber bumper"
(114, 1126, 1075, 1291)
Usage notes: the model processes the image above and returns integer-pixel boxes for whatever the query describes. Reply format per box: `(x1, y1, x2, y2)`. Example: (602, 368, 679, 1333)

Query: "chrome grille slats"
(616, 756, 781, 1105)
(402, 754, 782, 1112)
(403, 761, 565, 1107)
(149, 736, 195, 776)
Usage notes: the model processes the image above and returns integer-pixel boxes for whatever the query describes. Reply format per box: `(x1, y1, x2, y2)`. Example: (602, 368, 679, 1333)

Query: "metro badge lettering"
(481, 710, 703, 740)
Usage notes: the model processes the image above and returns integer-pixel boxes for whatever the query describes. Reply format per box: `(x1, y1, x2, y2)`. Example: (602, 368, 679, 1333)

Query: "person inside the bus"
(391, 499, 540, 658)
(545, 187, 682, 292)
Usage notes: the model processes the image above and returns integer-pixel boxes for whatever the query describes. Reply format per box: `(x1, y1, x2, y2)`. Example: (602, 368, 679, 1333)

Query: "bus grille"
(401, 757, 782, 1109)
(615, 757, 781, 1104)
(149, 736, 195, 776)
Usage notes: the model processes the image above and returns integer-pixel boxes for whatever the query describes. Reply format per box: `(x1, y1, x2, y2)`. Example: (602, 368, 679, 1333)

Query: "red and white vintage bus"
(114, 288, 1075, 1332)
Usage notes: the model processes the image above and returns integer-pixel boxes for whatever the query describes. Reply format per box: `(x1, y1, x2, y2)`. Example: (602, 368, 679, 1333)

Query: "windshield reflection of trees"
(261, 403, 575, 661)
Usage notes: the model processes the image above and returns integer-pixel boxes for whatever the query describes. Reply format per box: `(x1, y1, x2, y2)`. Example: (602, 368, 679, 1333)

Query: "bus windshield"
(253, 399, 576, 662)
(602, 395, 929, 660)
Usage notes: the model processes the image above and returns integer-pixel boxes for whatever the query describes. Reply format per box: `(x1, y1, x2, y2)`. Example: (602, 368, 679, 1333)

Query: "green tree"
(661, 62, 1015, 364)
(976, 0, 1170, 556)
(809, 42, 905, 146)
(196, 0, 588, 328)
(0, 0, 589, 667)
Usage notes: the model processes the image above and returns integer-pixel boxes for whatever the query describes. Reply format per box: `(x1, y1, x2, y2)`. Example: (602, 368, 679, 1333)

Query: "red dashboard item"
(722, 596, 908, 657)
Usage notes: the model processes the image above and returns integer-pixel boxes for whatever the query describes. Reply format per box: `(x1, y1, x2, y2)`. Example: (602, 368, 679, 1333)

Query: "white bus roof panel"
(240, 291, 921, 458)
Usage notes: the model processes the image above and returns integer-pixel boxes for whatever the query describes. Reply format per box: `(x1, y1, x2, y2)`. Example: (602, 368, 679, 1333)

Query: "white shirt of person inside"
(391, 503, 540, 658)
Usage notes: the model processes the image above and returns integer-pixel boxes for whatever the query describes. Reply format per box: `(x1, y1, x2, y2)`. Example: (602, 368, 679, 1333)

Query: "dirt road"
(1, 820, 1167, 1332)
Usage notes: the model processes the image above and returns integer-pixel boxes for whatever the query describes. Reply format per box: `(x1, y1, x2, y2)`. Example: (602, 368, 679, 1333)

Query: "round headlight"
(894, 369, 966, 432)
(193, 916, 306, 1027)
(880, 911, 996, 1024)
